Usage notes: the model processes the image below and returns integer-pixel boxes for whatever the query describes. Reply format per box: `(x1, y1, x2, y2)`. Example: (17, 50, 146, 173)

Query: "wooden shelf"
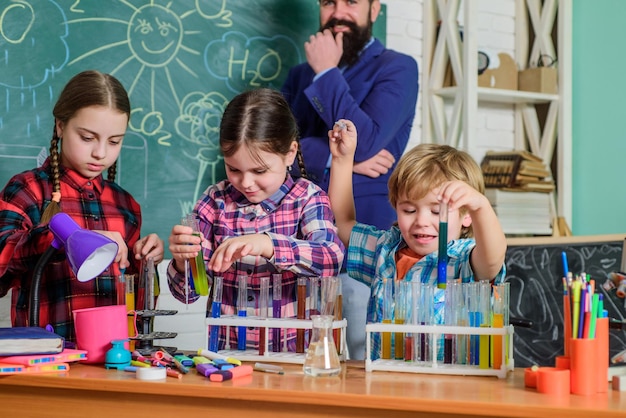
(422, 0, 572, 227)
(433, 86, 559, 104)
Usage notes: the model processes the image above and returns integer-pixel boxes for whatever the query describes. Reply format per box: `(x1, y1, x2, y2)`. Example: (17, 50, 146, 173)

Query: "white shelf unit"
(422, 0, 572, 231)
(204, 316, 347, 364)
(365, 323, 515, 379)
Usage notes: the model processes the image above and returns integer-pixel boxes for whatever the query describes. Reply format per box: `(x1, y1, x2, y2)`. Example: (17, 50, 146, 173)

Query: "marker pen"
(130, 360, 151, 368)
(196, 363, 219, 377)
(156, 350, 189, 374)
(197, 349, 242, 366)
(253, 362, 284, 375)
(166, 367, 182, 379)
(209, 364, 253, 382)
(131, 351, 151, 363)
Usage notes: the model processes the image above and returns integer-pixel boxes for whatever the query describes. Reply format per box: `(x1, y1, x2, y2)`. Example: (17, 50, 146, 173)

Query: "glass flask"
(303, 315, 341, 377)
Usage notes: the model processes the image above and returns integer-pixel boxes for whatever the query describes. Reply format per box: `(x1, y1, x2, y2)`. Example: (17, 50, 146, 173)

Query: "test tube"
(437, 202, 448, 289)
(444, 281, 460, 364)
(296, 277, 307, 353)
(309, 277, 320, 316)
(456, 282, 469, 365)
(381, 278, 393, 359)
(478, 281, 491, 369)
(209, 276, 223, 352)
(467, 282, 480, 365)
(125, 273, 136, 350)
(333, 278, 343, 353)
(394, 280, 408, 360)
(492, 284, 505, 370)
(116, 268, 126, 306)
(259, 276, 270, 355)
(184, 214, 209, 296)
(144, 257, 155, 311)
(272, 274, 282, 353)
(404, 280, 419, 362)
(321, 276, 339, 316)
(308, 277, 320, 345)
(237, 275, 248, 351)
(420, 282, 434, 363)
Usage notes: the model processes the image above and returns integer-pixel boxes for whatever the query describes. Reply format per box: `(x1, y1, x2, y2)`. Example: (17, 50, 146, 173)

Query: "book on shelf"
(485, 189, 553, 235)
(0, 327, 64, 356)
(481, 149, 553, 189)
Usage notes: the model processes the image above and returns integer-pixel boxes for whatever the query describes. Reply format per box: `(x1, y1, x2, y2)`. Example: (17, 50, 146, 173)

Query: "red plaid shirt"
(0, 159, 142, 341)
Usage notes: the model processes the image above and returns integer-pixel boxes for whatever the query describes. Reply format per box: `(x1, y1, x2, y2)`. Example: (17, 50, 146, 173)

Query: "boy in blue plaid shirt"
(327, 119, 507, 360)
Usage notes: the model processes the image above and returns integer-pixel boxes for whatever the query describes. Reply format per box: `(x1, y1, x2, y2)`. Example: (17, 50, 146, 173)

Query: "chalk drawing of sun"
(65, 0, 227, 146)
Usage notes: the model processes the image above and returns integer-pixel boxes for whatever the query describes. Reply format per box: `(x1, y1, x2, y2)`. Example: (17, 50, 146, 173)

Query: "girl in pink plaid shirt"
(167, 88, 344, 351)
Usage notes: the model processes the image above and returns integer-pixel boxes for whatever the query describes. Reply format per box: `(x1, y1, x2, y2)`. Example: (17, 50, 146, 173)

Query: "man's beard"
(320, 18, 372, 68)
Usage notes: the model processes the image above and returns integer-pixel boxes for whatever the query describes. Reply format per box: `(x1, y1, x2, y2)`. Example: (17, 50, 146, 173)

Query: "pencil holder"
(569, 338, 596, 395)
(536, 367, 570, 396)
(554, 355, 570, 369)
(596, 317, 609, 393)
(524, 367, 538, 388)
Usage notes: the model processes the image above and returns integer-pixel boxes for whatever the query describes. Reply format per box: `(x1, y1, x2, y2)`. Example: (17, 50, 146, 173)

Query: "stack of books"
(0, 327, 87, 374)
(481, 150, 555, 193)
(485, 188, 553, 235)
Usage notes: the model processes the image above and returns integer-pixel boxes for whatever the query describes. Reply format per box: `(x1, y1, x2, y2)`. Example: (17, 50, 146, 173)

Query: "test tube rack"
(365, 323, 515, 379)
(131, 309, 178, 356)
(205, 316, 347, 364)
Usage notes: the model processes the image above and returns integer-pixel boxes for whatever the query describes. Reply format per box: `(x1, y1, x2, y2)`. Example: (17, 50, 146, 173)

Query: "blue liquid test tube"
(209, 276, 223, 352)
(272, 274, 282, 352)
(237, 275, 248, 351)
(437, 202, 448, 289)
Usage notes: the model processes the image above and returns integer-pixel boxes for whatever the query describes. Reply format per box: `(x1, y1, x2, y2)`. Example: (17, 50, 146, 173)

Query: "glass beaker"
(303, 315, 341, 377)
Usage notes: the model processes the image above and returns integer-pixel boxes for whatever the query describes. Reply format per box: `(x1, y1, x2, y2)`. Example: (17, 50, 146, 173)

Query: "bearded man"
(282, 0, 418, 230)
(281, 0, 419, 360)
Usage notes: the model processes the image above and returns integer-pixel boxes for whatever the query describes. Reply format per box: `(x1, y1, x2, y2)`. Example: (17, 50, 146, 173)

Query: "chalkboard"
(0, 0, 386, 255)
(505, 235, 626, 367)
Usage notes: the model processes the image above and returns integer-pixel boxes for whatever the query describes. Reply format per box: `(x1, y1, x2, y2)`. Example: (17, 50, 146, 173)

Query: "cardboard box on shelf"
(442, 52, 518, 90)
(477, 53, 518, 90)
(518, 67, 558, 94)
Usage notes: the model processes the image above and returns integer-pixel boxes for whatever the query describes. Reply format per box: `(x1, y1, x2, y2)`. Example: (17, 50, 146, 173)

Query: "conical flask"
(303, 315, 341, 377)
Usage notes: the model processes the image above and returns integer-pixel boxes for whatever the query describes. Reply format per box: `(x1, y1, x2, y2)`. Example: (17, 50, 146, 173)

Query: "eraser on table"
(613, 374, 626, 391)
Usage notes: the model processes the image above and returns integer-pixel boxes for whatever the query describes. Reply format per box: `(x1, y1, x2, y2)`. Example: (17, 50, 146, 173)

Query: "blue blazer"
(282, 39, 419, 228)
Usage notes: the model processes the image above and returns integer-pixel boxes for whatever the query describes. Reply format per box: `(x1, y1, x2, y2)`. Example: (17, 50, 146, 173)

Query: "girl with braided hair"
(167, 88, 344, 351)
(0, 70, 164, 340)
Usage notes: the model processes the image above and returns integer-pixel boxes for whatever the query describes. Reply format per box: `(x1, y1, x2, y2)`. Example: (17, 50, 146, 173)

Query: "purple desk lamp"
(29, 212, 119, 327)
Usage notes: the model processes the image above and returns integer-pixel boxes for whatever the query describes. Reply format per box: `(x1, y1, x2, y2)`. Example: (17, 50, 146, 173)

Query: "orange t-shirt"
(395, 247, 423, 280)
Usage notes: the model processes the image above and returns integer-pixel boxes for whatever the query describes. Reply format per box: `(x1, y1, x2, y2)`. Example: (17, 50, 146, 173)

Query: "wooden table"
(1, 362, 625, 418)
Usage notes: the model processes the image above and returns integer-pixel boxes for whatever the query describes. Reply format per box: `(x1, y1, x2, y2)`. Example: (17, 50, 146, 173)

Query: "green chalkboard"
(0, 0, 386, 256)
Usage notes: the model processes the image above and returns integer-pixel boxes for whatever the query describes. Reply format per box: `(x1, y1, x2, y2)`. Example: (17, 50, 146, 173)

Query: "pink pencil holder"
(73, 305, 128, 364)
